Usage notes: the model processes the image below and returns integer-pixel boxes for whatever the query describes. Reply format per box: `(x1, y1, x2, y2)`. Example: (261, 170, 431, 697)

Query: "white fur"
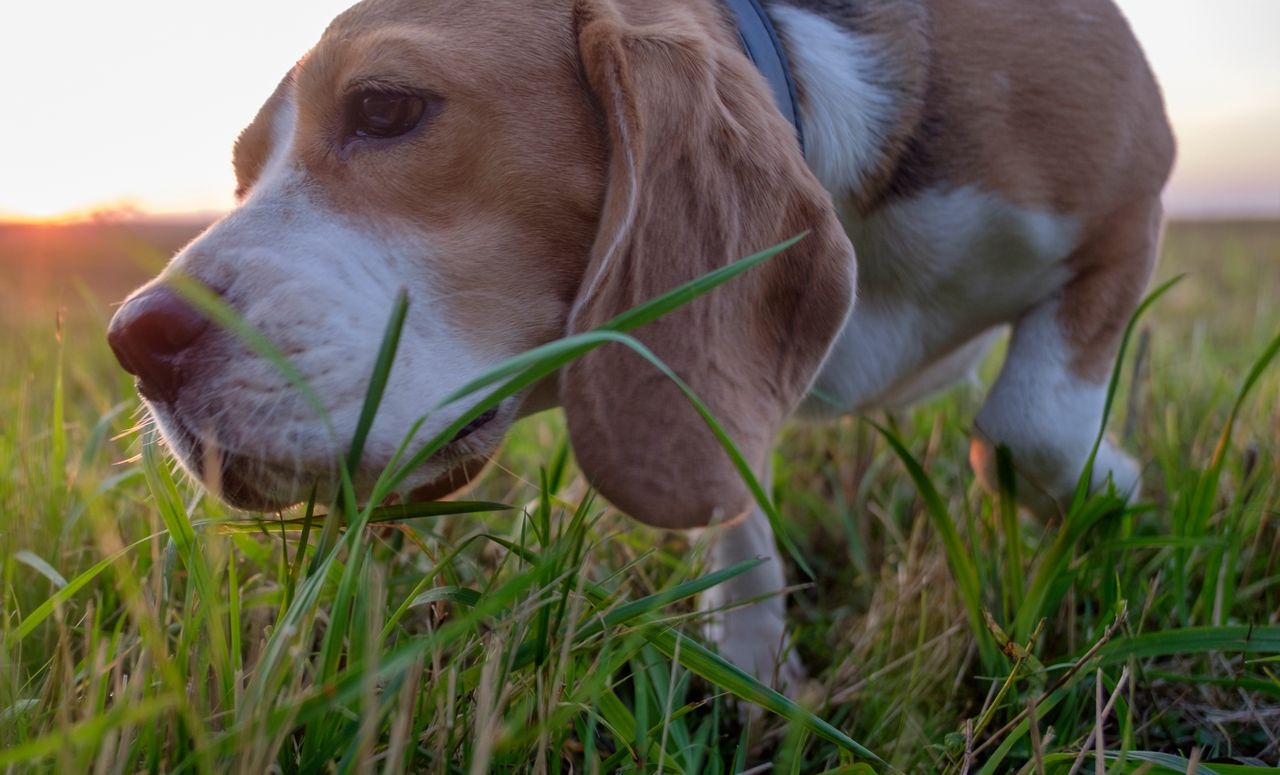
(253, 84, 298, 198)
(878, 328, 1003, 410)
(973, 299, 1142, 515)
(708, 186, 1084, 688)
(694, 490, 805, 695)
(152, 90, 511, 503)
(807, 186, 1082, 415)
(771, 5, 897, 195)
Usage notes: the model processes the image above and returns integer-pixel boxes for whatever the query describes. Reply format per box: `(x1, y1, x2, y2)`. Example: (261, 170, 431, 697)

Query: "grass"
(0, 219, 1278, 773)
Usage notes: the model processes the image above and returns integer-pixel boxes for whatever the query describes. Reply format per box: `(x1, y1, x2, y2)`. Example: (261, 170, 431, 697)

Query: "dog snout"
(107, 286, 211, 404)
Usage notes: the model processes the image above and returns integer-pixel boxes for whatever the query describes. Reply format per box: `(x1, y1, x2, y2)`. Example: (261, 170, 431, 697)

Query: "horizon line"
(2, 203, 1278, 227)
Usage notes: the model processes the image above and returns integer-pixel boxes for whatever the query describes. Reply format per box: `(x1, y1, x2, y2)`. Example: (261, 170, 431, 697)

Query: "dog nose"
(107, 286, 210, 403)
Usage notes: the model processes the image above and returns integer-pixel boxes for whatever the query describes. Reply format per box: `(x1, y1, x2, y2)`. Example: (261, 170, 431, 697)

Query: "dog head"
(107, 0, 855, 528)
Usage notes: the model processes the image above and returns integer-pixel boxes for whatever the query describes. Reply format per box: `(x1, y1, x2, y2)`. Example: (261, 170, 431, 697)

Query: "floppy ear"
(563, 0, 856, 529)
(232, 71, 295, 200)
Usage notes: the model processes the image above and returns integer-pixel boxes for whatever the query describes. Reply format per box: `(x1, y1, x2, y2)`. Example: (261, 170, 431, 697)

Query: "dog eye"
(347, 91, 427, 139)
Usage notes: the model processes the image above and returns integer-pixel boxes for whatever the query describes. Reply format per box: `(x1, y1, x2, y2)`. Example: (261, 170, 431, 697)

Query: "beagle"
(107, 0, 1175, 691)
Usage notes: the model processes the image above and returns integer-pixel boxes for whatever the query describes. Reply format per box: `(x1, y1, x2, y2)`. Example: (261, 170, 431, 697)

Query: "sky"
(0, 0, 1277, 221)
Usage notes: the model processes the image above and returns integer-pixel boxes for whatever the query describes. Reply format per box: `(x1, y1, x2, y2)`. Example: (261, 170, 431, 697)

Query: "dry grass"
(1, 218, 1277, 773)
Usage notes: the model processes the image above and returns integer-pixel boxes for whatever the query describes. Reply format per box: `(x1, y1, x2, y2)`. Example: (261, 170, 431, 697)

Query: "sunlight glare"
(0, 0, 1277, 220)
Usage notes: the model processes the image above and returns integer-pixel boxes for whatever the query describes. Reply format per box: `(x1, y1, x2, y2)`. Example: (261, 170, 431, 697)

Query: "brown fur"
(1058, 199, 1165, 380)
(228, 0, 853, 528)
(874, 0, 1174, 214)
(778, 0, 1173, 383)
(236, 3, 609, 364)
(562, 0, 854, 528)
(911, 0, 1171, 381)
(223, 0, 1170, 522)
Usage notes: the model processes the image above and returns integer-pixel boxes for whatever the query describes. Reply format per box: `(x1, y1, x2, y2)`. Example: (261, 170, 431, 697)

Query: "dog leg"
(970, 202, 1161, 518)
(694, 474, 805, 695)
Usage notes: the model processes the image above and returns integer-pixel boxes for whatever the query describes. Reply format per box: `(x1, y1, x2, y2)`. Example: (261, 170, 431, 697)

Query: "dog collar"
(722, 0, 804, 151)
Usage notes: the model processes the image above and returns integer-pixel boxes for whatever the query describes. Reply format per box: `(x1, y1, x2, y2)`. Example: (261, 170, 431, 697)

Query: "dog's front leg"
(693, 470, 805, 697)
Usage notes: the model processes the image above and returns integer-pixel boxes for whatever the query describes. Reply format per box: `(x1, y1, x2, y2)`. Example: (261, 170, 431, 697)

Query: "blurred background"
(1, 0, 1277, 223)
(4, 0, 1276, 339)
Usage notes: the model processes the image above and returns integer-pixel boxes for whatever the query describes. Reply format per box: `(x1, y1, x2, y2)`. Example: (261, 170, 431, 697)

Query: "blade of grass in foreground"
(206, 500, 514, 534)
(1043, 750, 1280, 774)
(1072, 275, 1184, 511)
(504, 545, 890, 767)
(167, 272, 330, 426)
(0, 696, 179, 769)
(376, 236, 818, 575)
(641, 630, 888, 768)
(14, 533, 162, 641)
(1096, 625, 1280, 664)
(390, 333, 779, 560)
(867, 419, 997, 669)
(313, 289, 412, 568)
(435, 234, 807, 404)
(345, 289, 409, 475)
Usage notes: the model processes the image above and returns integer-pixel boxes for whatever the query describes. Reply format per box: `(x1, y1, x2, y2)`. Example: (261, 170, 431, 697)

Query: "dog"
(107, 0, 1174, 691)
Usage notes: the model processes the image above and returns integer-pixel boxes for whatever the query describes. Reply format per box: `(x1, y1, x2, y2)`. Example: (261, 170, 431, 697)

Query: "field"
(1, 218, 1277, 773)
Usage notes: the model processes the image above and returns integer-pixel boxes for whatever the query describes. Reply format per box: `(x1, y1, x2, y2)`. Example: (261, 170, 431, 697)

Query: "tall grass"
(1, 220, 1278, 772)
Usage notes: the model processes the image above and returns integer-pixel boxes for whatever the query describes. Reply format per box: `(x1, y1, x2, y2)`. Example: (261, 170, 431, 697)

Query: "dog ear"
(562, 0, 856, 529)
(233, 70, 295, 201)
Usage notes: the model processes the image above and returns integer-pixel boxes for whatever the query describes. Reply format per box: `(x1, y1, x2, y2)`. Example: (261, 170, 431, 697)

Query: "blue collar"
(722, 0, 804, 151)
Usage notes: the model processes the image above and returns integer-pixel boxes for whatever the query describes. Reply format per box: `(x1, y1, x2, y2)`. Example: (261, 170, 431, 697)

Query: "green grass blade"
(642, 629, 887, 768)
(1097, 625, 1280, 664)
(167, 272, 330, 425)
(13, 533, 159, 641)
(507, 558, 767, 670)
(345, 289, 409, 475)
(1043, 749, 1280, 774)
(437, 235, 806, 407)
(867, 419, 996, 668)
(1072, 275, 1183, 509)
(0, 695, 179, 768)
(207, 500, 513, 534)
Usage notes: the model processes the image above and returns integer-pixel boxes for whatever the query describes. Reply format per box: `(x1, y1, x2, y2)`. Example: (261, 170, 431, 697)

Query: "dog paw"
(702, 607, 807, 703)
(1090, 439, 1142, 501)
(729, 646, 809, 725)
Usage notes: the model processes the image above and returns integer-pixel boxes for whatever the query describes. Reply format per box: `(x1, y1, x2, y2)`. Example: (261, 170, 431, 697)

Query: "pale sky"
(0, 0, 1277, 220)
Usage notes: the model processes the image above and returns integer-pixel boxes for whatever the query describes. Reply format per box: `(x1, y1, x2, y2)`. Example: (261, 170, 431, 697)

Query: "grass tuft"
(1, 220, 1278, 772)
